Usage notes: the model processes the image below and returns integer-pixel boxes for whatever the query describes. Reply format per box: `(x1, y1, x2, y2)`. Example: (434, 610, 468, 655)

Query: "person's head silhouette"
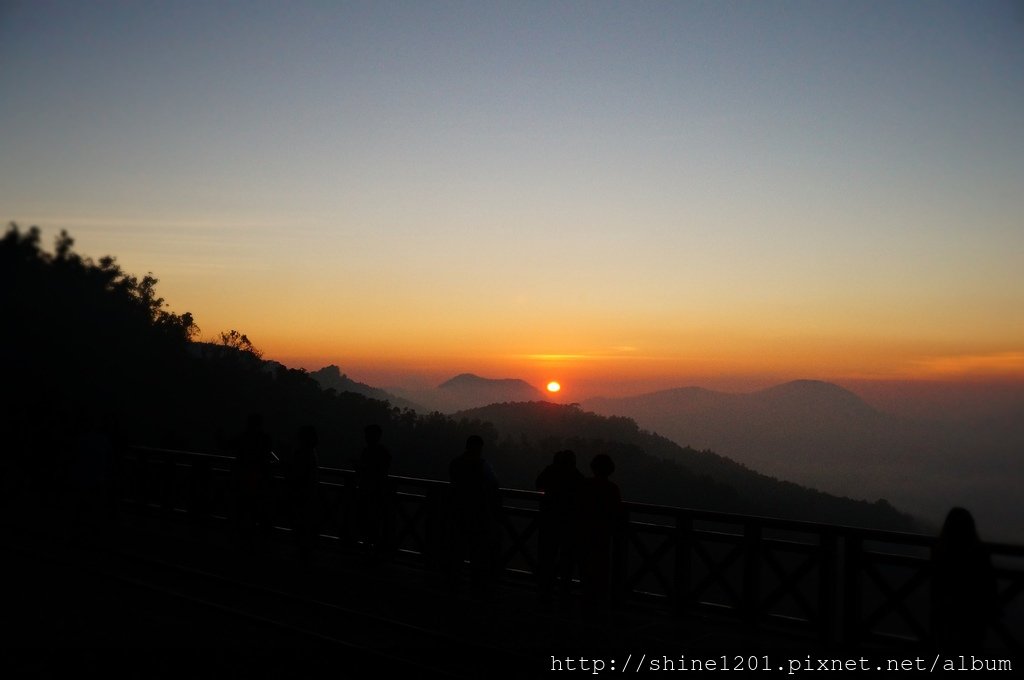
(940, 507, 980, 545)
(364, 424, 382, 446)
(298, 425, 318, 449)
(590, 454, 614, 479)
(245, 412, 264, 432)
(465, 435, 484, 458)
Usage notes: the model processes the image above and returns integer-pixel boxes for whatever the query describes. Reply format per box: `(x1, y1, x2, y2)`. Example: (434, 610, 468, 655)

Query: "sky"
(3, 0, 1023, 398)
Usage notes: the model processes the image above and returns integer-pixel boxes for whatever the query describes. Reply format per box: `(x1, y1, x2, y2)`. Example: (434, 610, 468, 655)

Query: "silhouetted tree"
(219, 329, 262, 359)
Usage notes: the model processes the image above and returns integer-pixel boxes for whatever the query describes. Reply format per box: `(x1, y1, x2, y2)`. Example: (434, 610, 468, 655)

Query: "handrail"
(118, 443, 1024, 651)
(131, 444, 236, 463)
(124, 444, 1018, 549)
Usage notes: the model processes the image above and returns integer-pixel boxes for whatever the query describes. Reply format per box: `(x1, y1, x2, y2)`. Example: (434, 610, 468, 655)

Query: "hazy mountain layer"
(585, 380, 895, 494)
(584, 380, 1024, 541)
(452, 401, 915, 531)
(387, 372, 548, 413)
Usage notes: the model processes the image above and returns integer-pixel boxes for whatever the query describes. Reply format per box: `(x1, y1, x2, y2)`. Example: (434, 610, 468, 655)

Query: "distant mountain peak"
(308, 364, 420, 411)
(757, 380, 876, 412)
(439, 373, 535, 389)
(315, 364, 345, 378)
(768, 379, 848, 393)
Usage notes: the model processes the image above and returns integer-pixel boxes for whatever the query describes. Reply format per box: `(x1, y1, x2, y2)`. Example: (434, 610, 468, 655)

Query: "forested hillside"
(2, 224, 915, 532)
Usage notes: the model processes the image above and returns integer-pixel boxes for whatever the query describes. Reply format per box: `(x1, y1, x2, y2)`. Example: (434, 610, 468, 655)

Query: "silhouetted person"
(930, 507, 1000, 651)
(225, 413, 274, 547)
(576, 453, 623, 607)
(446, 435, 501, 592)
(355, 423, 392, 558)
(287, 425, 320, 564)
(536, 449, 584, 596)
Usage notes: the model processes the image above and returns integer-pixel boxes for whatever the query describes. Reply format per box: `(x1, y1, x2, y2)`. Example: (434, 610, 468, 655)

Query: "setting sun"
(546, 381, 561, 393)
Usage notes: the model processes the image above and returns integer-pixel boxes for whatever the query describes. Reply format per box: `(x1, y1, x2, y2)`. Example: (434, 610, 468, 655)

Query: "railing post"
(673, 512, 693, 614)
(326, 481, 347, 545)
(743, 520, 763, 623)
(819, 529, 839, 645)
(137, 448, 152, 506)
(159, 454, 176, 512)
(187, 457, 212, 531)
(843, 533, 864, 646)
(424, 485, 447, 570)
(612, 507, 629, 603)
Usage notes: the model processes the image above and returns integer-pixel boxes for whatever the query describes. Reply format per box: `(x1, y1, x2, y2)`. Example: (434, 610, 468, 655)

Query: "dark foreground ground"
(4, 505, 1016, 679)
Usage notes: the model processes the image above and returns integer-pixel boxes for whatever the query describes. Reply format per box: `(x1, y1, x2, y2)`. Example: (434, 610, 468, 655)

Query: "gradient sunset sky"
(3, 1, 1022, 397)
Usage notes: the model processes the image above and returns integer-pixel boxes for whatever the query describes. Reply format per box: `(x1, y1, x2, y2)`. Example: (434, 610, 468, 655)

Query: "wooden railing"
(118, 446, 1024, 651)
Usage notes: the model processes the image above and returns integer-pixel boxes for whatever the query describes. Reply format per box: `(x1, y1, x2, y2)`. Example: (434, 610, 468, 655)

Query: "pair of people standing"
(443, 437, 624, 605)
(224, 414, 323, 560)
(536, 450, 623, 606)
(280, 421, 394, 561)
(225, 415, 393, 562)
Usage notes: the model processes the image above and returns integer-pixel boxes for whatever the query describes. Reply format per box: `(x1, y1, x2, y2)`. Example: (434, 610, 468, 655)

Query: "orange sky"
(268, 342, 1024, 400)
(4, 3, 1022, 399)
(14, 220, 1017, 399)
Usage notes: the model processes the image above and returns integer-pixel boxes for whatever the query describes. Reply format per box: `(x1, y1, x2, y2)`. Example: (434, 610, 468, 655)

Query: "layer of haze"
(3, 1, 1023, 398)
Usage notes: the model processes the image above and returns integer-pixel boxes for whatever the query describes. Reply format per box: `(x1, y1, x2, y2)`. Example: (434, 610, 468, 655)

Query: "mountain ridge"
(309, 364, 421, 411)
(386, 372, 548, 413)
(450, 400, 915, 531)
(582, 379, 899, 495)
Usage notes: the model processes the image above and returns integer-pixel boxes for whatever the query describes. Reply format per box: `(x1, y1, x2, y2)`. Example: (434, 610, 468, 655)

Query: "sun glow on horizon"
(546, 381, 561, 393)
(2, 2, 1022, 402)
